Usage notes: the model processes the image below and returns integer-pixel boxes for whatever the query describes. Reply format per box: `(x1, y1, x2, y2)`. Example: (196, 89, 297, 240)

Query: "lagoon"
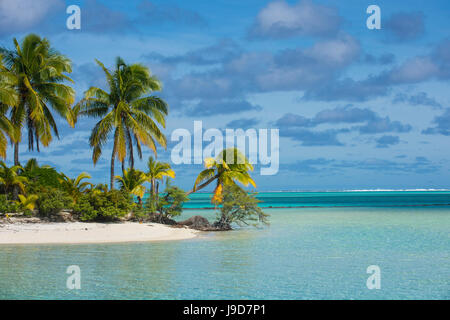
(0, 192, 449, 299)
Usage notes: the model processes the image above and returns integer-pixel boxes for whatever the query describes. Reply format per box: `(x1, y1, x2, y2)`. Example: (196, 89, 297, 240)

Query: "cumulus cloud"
(226, 118, 260, 129)
(145, 39, 241, 66)
(304, 38, 450, 102)
(284, 156, 439, 175)
(422, 108, 450, 136)
(82, 0, 131, 33)
(302, 77, 388, 102)
(275, 106, 411, 146)
(356, 117, 411, 134)
(158, 34, 360, 104)
(279, 128, 346, 146)
(375, 135, 400, 148)
(388, 56, 438, 84)
(248, 0, 341, 39)
(137, 0, 207, 27)
(362, 53, 395, 65)
(185, 100, 262, 117)
(392, 92, 442, 108)
(335, 157, 438, 174)
(385, 12, 425, 41)
(0, 0, 64, 35)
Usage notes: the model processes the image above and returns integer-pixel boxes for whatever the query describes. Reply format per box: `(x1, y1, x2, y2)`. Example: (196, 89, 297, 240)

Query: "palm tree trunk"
(12, 142, 20, 200)
(110, 150, 115, 190)
(14, 142, 19, 166)
(168, 175, 218, 210)
(186, 175, 218, 195)
(151, 179, 155, 197)
(121, 160, 125, 174)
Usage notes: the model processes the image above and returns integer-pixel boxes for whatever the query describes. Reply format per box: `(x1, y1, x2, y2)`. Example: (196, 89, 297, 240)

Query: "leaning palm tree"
(58, 172, 92, 203)
(115, 168, 147, 204)
(0, 161, 27, 200)
(74, 57, 168, 190)
(0, 34, 75, 165)
(192, 148, 256, 204)
(146, 156, 175, 198)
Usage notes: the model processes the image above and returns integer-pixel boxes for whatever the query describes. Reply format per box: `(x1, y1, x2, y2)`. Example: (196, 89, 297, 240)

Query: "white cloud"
(249, 0, 341, 39)
(390, 57, 439, 84)
(305, 34, 360, 67)
(0, 0, 63, 34)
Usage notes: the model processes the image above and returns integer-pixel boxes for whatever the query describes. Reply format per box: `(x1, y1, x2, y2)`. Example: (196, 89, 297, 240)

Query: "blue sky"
(0, 0, 450, 191)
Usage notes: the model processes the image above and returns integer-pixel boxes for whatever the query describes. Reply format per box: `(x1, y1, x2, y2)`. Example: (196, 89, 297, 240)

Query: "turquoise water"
(181, 191, 450, 208)
(0, 192, 449, 299)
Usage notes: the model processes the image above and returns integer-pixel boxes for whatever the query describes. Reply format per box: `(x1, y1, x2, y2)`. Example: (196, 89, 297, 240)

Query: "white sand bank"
(0, 222, 199, 244)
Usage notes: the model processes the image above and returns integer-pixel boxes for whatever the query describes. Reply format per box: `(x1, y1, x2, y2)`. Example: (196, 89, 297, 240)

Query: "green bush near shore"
(36, 188, 73, 216)
(0, 195, 19, 214)
(73, 190, 133, 221)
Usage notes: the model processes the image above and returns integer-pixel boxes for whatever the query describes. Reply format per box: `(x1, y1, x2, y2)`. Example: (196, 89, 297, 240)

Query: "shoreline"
(0, 222, 199, 245)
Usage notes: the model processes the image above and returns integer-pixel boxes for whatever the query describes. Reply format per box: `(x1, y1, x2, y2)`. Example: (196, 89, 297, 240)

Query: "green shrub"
(214, 184, 269, 230)
(0, 195, 19, 214)
(72, 196, 97, 221)
(73, 190, 133, 221)
(145, 183, 189, 222)
(37, 188, 73, 216)
(23, 167, 62, 191)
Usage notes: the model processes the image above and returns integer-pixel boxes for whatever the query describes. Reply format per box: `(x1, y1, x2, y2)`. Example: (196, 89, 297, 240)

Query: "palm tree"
(91, 183, 109, 195)
(0, 55, 17, 158)
(0, 54, 18, 107)
(74, 57, 168, 190)
(23, 158, 39, 172)
(0, 34, 75, 165)
(17, 194, 38, 211)
(59, 172, 92, 203)
(115, 168, 147, 204)
(192, 148, 256, 204)
(0, 161, 27, 200)
(0, 105, 15, 159)
(146, 156, 175, 198)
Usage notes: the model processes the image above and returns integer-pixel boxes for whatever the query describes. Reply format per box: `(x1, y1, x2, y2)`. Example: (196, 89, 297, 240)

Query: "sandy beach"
(0, 222, 199, 244)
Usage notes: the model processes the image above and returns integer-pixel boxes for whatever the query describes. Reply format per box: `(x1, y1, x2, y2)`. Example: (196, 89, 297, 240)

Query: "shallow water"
(0, 205, 449, 299)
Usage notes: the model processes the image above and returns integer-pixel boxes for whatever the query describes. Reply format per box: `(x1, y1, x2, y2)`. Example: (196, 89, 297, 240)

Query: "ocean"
(0, 191, 449, 299)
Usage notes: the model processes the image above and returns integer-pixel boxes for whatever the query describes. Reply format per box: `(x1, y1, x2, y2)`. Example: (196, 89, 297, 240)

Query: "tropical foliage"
(0, 34, 75, 165)
(115, 168, 147, 204)
(147, 155, 174, 196)
(74, 57, 168, 190)
(214, 185, 269, 230)
(21, 158, 61, 190)
(0, 55, 16, 158)
(59, 172, 92, 203)
(0, 161, 27, 199)
(36, 188, 73, 216)
(0, 34, 266, 230)
(145, 181, 188, 223)
(192, 148, 256, 204)
(73, 189, 133, 221)
(17, 194, 38, 211)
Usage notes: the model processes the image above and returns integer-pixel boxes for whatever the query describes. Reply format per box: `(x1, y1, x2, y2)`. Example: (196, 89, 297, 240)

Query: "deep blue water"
(0, 192, 449, 299)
